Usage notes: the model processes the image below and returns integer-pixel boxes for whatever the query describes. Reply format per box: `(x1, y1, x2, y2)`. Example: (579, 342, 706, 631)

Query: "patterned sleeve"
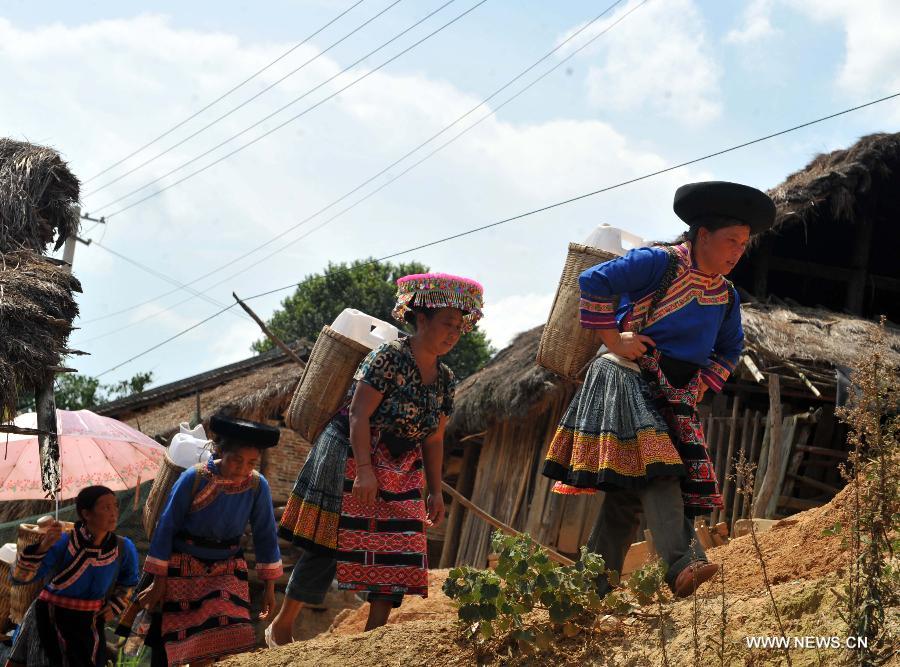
(12, 533, 68, 584)
(701, 285, 744, 393)
(441, 365, 457, 417)
(354, 342, 403, 395)
(108, 538, 140, 616)
(578, 247, 669, 330)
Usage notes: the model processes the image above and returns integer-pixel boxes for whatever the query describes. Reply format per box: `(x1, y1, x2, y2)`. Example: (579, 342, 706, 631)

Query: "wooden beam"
(778, 495, 826, 512)
(35, 380, 61, 502)
(753, 376, 783, 518)
(232, 292, 305, 366)
(440, 480, 575, 566)
(741, 354, 765, 383)
(786, 473, 839, 496)
(795, 444, 848, 459)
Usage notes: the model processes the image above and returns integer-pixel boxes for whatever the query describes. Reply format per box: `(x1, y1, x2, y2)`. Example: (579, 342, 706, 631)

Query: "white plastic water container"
(168, 423, 213, 468)
(0, 543, 16, 565)
(583, 224, 645, 256)
(331, 309, 400, 350)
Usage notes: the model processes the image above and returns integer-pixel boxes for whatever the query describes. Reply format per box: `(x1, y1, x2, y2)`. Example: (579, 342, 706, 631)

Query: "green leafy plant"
(443, 532, 607, 651)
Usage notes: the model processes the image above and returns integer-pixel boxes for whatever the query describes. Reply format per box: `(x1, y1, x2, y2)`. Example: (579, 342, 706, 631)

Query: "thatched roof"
(449, 326, 563, 436)
(0, 139, 80, 253)
(98, 347, 306, 441)
(448, 304, 900, 437)
(0, 251, 81, 416)
(766, 132, 899, 234)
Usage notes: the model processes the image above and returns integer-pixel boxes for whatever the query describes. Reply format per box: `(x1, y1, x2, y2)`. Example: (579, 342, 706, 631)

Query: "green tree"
(19, 371, 156, 412)
(253, 259, 494, 379)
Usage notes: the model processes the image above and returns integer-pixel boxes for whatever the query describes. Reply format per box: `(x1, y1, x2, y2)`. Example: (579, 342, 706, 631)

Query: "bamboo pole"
(440, 481, 575, 566)
(232, 292, 305, 365)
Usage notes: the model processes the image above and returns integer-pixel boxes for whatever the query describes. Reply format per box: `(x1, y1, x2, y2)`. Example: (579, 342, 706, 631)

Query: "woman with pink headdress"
(268, 273, 484, 646)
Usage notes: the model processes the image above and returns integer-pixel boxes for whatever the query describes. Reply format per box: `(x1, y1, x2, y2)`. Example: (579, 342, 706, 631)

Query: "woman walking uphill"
(543, 181, 776, 598)
(136, 415, 283, 667)
(6, 486, 140, 667)
(269, 273, 484, 646)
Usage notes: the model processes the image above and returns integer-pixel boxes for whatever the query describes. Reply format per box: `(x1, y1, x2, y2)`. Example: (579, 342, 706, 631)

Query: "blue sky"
(2, 0, 898, 387)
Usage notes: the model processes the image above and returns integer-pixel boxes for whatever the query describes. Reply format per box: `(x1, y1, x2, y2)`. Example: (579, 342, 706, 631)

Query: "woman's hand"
(696, 378, 709, 404)
(258, 581, 277, 621)
(352, 465, 378, 504)
(607, 332, 655, 361)
(37, 521, 63, 553)
(98, 603, 117, 622)
(136, 577, 167, 611)
(426, 493, 445, 528)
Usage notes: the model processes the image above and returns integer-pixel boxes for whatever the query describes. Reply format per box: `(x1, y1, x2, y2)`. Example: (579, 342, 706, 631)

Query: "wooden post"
(845, 216, 873, 315)
(742, 411, 762, 519)
(440, 445, 479, 568)
(729, 407, 752, 530)
(35, 378, 60, 513)
(716, 397, 741, 525)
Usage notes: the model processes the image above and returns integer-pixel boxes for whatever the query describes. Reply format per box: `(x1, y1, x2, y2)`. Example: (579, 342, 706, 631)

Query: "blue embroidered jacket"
(12, 525, 139, 614)
(145, 459, 283, 580)
(578, 242, 743, 392)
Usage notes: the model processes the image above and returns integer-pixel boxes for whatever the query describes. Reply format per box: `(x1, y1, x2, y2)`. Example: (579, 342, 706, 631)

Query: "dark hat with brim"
(673, 181, 775, 234)
(209, 415, 279, 449)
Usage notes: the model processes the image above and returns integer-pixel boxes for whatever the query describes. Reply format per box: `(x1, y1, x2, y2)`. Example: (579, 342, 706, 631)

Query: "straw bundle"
(0, 559, 10, 624)
(0, 251, 81, 416)
(10, 521, 74, 624)
(0, 138, 80, 253)
(143, 454, 186, 540)
(286, 326, 369, 441)
(536, 243, 616, 380)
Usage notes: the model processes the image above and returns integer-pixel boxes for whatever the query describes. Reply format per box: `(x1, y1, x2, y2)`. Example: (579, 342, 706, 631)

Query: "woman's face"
(416, 307, 464, 356)
(696, 224, 751, 275)
(82, 493, 119, 534)
(219, 446, 261, 481)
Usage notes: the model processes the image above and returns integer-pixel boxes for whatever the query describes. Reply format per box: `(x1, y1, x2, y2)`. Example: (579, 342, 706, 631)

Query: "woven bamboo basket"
(10, 521, 75, 624)
(536, 243, 617, 380)
(143, 453, 187, 541)
(0, 559, 11, 626)
(286, 325, 371, 442)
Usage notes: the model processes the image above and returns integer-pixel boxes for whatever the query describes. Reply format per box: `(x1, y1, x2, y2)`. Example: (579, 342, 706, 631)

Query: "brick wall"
(261, 424, 311, 504)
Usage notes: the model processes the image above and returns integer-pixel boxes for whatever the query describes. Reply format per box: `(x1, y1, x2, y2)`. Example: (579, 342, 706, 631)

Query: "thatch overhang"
(0, 252, 82, 416)
(448, 304, 900, 438)
(98, 345, 308, 441)
(732, 132, 900, 321)
(0, 138, 80, 253)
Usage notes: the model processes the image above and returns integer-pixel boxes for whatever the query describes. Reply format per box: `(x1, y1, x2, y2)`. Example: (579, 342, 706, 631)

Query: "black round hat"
(209, 414, 279, 449)
(673, 181, 775, 234)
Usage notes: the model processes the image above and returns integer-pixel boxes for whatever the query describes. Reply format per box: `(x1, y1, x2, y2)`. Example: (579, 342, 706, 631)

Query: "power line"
(84, 0, 403, 197)
(80, 0, 633, 325)
(92, 90, 900, 377)
(90, 0, 482, 216)
(82, 0, 369, 185)
(89, 241, 249, 322)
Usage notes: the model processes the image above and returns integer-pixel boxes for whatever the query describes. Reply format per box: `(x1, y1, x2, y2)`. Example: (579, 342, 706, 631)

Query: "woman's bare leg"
(269, 597, 305, 644)
(364, 599, 393, 631)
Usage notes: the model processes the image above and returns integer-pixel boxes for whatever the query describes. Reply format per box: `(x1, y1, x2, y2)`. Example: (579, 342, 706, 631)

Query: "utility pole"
(62, 208, 104, 274)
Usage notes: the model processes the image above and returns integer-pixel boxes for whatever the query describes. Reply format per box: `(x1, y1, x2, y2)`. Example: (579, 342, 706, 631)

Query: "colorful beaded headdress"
(392, 273, 484, 334)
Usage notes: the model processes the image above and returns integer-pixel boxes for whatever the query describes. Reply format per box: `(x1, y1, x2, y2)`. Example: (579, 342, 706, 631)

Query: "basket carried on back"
(0, 559, 11, 626)
(10, 521, 74, 624)
(143, 454, 186, 541)
(536, 243, 617, 380)
(286, 325, 370, 442)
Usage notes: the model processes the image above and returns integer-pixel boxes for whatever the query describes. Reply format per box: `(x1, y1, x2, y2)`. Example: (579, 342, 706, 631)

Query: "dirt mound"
(328, 569, 457, 635)
(700, 482, 851, 596)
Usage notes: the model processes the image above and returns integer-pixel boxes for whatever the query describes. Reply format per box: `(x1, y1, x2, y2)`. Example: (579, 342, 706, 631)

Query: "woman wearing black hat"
(543, 181, 775, 598)
(135, 415, 283, 667)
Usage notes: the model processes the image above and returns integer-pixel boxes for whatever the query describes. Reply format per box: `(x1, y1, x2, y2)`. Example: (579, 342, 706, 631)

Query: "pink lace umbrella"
(0, 409, 166, 501)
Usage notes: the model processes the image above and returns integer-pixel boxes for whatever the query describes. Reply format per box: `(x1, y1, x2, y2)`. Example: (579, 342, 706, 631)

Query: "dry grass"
(0, 138, 80, 253)
(0, 251, 81, 415)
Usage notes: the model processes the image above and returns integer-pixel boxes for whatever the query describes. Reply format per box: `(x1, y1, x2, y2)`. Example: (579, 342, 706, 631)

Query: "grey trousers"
(586, 477, 707, 593)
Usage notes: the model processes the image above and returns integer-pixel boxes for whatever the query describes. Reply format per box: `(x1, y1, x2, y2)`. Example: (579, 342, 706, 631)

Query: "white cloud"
(0, 13, 706, 384)
(480, 292, 555, 351)
(726, 0, 779, 44)
(785, 0, 900, 112)
(564, 0, 722, 126)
